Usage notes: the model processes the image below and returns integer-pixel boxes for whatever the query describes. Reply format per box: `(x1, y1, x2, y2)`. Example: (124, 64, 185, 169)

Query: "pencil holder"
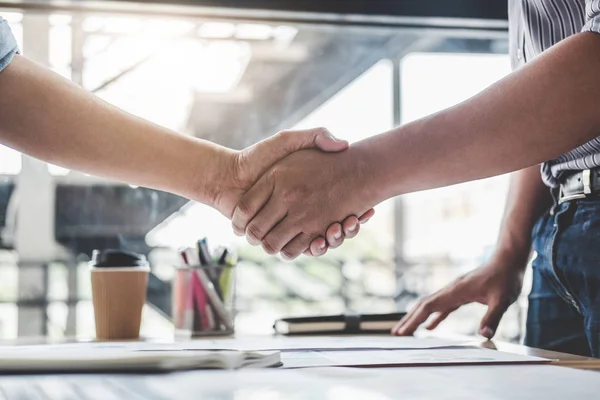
(172, 263, 236, 337)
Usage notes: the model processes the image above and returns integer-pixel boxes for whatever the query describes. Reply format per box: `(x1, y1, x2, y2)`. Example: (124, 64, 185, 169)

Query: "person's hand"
(391, 254, 525, 339)
(231, 145, 376, 260)
(213, 127, 373, 253)
(304, 208, 375, 257)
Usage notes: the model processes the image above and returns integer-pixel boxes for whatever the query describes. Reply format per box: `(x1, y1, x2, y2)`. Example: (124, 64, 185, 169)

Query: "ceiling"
(0, 1, 508, 30)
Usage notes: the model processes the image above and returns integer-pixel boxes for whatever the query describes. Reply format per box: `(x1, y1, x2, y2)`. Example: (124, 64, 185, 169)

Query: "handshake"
(208, 127, 376, 260)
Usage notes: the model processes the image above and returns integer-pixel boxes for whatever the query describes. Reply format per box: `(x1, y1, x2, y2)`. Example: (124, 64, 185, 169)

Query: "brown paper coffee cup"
(91, 267, 149, 340)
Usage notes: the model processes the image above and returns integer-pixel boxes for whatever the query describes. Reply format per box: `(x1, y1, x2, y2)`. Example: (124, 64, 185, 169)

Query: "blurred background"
(0, 1, 528, 342)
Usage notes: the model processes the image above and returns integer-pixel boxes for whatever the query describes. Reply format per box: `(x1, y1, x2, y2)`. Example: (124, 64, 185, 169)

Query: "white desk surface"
(0, 364, 598, 399)
(0, 335, 598, 399)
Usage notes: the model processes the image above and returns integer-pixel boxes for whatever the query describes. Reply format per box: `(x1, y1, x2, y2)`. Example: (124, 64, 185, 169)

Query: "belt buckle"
(559, 169, 591, 204)
(558, 192, 586, 204)
(583, 169, 592, 194)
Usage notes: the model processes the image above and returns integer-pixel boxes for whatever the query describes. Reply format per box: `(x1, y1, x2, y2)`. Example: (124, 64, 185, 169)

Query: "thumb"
(237, 128, 348, 185)
(263, 128, 348, 159)
(310, 127, 349, 152)
(479, 301, 508, 339)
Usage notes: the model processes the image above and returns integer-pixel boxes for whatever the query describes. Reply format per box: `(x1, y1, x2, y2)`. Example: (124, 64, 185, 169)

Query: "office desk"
(0, 363, 598, 399)
(2, 334, 598, 369)
(474, 339, 600, 370)
(0, 335, 599, 399)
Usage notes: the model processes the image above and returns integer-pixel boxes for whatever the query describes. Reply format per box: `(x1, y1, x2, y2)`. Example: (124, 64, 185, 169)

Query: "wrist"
(491, 242, 531, 272)
(185, 139, 238, 214)
(352, 122, 423, 204)
(349, 141, 396, 207)
(343, 144, 384, 208)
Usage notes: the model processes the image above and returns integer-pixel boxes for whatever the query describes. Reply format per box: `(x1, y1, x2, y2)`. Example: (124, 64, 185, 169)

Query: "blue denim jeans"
(525, 197, 600, 357)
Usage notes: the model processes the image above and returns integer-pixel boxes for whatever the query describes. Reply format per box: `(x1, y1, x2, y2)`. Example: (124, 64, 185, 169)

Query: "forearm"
(0, 55, 232, 205)
(358, 32, 600, 203)
(492, 166, 552, 269)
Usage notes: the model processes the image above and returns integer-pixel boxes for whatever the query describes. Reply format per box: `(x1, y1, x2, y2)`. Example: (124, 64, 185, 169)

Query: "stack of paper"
(0, 344, 280, 372)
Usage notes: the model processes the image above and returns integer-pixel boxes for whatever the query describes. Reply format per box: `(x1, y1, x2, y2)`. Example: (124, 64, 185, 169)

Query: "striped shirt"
(0, 18, 17, 74)
(510, 0, 600, 187)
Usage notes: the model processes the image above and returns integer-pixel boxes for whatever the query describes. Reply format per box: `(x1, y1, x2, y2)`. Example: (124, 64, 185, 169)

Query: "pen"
(194, 267, 234, 331)
(191, 270, 210, 330)
(197, 239, 224, 300)
(184, 247, 232, 330)
(219, 266, 234, 305)
(178, 250, 194, 331)
(198, 238, 212, 266)
(218, 248, 228, 265)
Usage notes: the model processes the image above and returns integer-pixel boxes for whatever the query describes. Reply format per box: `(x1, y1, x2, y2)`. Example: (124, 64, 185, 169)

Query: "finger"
(263, 128, 348, 161)
(479, 301, 509, 339)
(245, 197, 288, 250)
(392, 313, 413, 336)
(393, 292, 458, 336)
(281, 233, 313, 261)
(342, 216, 360, 239)
(231, 176, 274, 236)
(235, 129, 348, 192)
(393, 299, 427, 335)
(358, 208, 375, 223)
(312, 127, 349, 152)
(325, 223, 344, 249)
(392, 301, 434, 336)
(394, 304, 434, 336)
(305, 239, 328, 257)
(309, 236, 329, 256)
(424, 310, 453, 331)
(261, 216, 306, 255)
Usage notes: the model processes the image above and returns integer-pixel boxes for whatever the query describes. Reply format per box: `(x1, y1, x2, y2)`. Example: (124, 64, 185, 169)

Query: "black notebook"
(273, 312, 406, 335)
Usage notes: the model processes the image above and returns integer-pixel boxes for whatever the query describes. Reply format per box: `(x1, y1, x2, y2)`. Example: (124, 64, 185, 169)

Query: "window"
(399, 52, 521, 340)
(0, 9, 514, 340)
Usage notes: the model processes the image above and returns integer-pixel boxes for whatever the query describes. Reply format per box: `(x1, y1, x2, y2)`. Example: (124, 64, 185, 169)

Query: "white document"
(156, 336, 469, 352)
(280, 347, 549, 368)
(0, 343, 280, 372)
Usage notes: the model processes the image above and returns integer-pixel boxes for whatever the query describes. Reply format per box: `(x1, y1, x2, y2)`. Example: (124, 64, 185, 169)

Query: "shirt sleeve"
(0, 17, 18, 73)
(583, 1, 600, 33)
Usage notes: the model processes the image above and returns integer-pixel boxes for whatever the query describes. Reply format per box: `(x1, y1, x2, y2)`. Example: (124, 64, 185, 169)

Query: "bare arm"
(0, 55, 231, 207)
(232, 32, 600, 259)
(0, 55, 356, 221)
(392, 166, 552, 337)
(363, 32, 600, 203)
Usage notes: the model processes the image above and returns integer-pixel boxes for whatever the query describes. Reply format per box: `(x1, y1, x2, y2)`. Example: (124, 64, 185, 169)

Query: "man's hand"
(213, 127, 373, 254)
(305, 208, 375, 257)
(213, 127, 347, 216)
(231, 146, 376, 259)
(392, 255, 525, 339)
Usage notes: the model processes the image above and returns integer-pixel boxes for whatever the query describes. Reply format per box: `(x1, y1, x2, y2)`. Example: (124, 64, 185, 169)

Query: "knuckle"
(246, 223, 265, 242)
(315, 126, 329, 135)
(281, 249, 297, 260)
(420, 299, 435, 313)
(492, 296, 510, 309)
(265, 168, 280, 184)
(280, 189, 299, 205)
(236, 199, 254, 218)
(262, 240, 278, 255)
(232, 223, 245, 235)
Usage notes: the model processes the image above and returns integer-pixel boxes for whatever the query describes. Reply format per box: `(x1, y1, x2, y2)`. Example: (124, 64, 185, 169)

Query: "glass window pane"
(399, 52, 518, 340)
(3, 8, 512, 340)
(0, 146, 21, 175)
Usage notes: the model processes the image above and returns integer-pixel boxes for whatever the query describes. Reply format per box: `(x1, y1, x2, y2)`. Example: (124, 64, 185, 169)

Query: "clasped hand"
(227, 128, 374, 259)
